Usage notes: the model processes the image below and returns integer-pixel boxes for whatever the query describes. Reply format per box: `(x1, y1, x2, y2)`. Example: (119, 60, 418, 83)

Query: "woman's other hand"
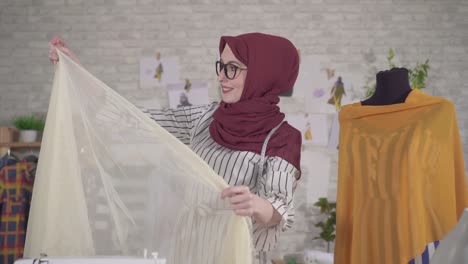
(48, 36, 80, 65)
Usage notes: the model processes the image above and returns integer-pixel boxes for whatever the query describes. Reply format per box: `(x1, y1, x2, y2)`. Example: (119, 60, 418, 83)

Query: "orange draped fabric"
(335, 89, 468, 264)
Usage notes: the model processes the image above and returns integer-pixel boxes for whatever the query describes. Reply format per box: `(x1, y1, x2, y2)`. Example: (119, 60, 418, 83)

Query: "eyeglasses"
(215, 60, 247, 80)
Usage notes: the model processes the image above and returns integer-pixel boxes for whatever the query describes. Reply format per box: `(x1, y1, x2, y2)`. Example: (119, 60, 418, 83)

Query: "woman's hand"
(221, 186, 257, 216)
(221, 186, 282, 226)
(48, 36, 80, 65)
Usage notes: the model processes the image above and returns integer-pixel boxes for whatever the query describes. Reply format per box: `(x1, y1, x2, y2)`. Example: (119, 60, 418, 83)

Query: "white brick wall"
(1, 0, 468, 260)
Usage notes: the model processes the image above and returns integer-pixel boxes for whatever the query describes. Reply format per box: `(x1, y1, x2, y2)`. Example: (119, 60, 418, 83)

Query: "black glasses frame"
(215, 61, 247, 80)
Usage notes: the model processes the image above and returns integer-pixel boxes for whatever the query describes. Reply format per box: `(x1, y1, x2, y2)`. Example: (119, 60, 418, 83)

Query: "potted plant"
(313, 197, 336, 252)
(12, 115, 45, 143)
(304, 197, 336, 264)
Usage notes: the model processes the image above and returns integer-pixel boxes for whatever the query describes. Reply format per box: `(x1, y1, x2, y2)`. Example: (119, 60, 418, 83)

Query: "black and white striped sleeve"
(253, 156, 299, 251)
(139, 104, 214, 145)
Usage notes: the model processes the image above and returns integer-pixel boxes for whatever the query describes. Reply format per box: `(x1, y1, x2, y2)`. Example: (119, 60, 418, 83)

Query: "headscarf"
(209, 33, 302, 175)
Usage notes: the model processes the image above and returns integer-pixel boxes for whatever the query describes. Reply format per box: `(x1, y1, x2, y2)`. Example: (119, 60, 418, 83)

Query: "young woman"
(49, 32, 302, 252)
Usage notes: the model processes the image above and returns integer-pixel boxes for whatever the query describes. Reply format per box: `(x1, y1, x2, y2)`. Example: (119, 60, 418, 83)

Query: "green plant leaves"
(12, 115, 45, 131)
(313, 197, 337, 244)
(365, 49, 430, 97)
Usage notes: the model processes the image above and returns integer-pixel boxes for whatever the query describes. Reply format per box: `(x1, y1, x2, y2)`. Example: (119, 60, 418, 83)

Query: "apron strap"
(258, 121, 284, 178)
(258, 121, 284, 264)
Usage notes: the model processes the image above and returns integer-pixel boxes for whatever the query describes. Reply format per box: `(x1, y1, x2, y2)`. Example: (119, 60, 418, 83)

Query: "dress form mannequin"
(362, 67, 412, 106)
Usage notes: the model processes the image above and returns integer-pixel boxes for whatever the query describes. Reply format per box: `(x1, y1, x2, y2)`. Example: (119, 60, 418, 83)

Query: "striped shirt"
(142, 103, 299, 251)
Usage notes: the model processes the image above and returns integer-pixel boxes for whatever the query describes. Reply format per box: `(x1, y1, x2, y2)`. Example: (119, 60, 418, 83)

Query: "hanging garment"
(0, 159, 35, 264)
(334, 89, 468, 264)
(0, 154, 19, 171)
(24, 50, 252, 264)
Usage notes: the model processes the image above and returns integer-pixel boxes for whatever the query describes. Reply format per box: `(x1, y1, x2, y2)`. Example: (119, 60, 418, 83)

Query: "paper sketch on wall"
(300, 151, 331, 204)
(304, 121, 313, 141)
(293, 56, 361, 112)
(167, 81, 209, 109)
(154, 52, 163, 81)
(328, 112, 339, 150)
(184, 79, 192, 92)
(294, 56, 334, 113)
(286, 113, 329, 146)
(325, 67, 335, 80)
(313, 88, 325, 98)
(327, 76, 346, 111)
(336, 73, 362, 107)
(325, 70, 363, 111)
(140, 53, 181, 88)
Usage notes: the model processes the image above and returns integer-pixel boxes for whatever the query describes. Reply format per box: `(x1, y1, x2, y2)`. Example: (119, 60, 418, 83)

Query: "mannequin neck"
(362, 67, 412, 106)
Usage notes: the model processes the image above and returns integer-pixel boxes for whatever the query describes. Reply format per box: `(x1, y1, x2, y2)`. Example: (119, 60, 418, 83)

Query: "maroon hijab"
(209, 33, 302, 175)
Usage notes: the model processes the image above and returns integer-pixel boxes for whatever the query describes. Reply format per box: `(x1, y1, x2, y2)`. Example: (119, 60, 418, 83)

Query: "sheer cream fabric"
(24, 50, 252, 264)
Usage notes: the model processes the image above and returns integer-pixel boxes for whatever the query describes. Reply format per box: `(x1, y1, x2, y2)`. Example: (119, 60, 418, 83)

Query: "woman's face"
(217, 44, 247, 104)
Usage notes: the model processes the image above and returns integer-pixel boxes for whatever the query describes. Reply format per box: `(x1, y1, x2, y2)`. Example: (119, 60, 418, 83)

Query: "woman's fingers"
(48, 36, 81, 65)
(231, 199, 253, 210)
(220, 186, 258, 216)
(49, 48, 59, 64)
(229, 192, 252, 204)
(220, 186, 257, 216)
(234, 208, 254, 216)
(220, 186, 249, 199)
(48, 36, 65, 64)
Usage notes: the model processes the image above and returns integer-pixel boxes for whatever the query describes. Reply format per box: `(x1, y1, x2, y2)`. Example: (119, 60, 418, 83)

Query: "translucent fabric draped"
(24, 50, 252, 264)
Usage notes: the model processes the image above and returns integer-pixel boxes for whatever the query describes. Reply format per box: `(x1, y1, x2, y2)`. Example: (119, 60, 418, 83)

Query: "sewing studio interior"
(0, 1, 467, 264)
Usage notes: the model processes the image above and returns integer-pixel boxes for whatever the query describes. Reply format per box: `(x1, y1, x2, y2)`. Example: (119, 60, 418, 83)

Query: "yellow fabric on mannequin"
(334, 89, 468, 264)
